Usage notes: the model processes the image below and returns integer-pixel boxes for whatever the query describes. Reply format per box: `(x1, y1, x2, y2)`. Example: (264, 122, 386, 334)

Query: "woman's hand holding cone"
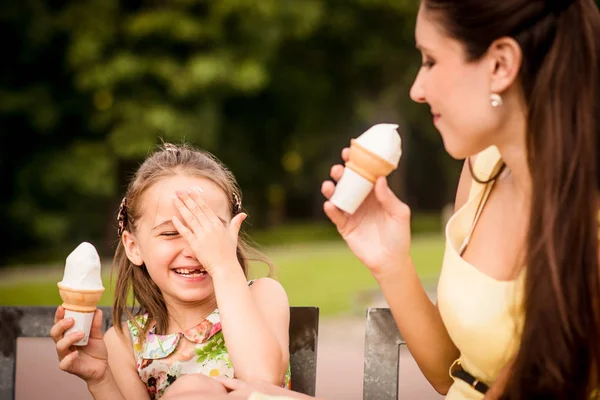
(322, 147, 412, 279)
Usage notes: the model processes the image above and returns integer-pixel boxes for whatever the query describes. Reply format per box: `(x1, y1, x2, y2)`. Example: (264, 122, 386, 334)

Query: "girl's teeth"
(174, 268, 206, 276)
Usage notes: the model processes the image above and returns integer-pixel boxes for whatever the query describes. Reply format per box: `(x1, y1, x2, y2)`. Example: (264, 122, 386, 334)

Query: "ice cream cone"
(330, 123, 402, 214)
(58, 283, 104, 312)
(346, 139, 397, 183)
(58, 282, 104, 346)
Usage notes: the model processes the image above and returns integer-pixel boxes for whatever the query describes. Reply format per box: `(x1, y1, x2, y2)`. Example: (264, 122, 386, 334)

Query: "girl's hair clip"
(117, 196, 128, 237)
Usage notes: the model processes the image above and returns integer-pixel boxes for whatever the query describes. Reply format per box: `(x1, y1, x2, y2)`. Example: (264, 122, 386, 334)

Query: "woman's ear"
(122, 231, 144, 266)
(487, 37, 522, 94)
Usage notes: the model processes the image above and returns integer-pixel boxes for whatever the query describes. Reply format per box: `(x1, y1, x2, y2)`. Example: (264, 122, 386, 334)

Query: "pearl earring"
(490, 93, 503, 107)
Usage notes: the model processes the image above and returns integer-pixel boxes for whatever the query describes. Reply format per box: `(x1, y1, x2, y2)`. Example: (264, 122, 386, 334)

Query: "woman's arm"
(102, 325, 151, 399)
(380, 159, 471, 394)
(380, 160, 472, 394)
(213, 273, 290, 385)
(375, 259, 458, 394)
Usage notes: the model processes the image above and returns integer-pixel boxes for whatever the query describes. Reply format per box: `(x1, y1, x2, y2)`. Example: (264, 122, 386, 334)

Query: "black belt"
(449, 360, 490, 395)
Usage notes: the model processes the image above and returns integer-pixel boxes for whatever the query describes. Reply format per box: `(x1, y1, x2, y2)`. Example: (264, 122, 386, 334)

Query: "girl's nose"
(181, 244, 196, 258)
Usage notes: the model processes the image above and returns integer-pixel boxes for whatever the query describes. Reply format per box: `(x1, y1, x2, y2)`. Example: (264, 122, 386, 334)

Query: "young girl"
(50, 142, 291, 399)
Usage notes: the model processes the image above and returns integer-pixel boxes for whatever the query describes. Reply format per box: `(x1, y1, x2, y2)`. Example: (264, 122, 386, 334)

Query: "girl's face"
(124, 174, 232, 306)
(410, 5, 505, 159)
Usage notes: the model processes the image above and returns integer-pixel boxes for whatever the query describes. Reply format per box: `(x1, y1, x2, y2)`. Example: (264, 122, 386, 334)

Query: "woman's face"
(410, 5, 505, 159)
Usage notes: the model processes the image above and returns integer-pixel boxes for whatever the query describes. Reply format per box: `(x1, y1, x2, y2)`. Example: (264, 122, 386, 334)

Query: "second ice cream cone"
(346, 139, 397, 183)
(57, 283, 104, 312)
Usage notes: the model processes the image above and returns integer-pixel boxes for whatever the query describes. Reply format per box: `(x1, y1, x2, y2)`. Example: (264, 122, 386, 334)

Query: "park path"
(14, 289, 444, 400)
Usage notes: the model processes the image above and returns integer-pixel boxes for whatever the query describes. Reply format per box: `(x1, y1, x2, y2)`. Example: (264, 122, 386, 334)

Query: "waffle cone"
(346, 139, 396, 183)
(57, 282, 104, 313)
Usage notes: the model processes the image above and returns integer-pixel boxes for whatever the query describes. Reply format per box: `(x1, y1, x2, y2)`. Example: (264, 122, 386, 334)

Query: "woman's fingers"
(341, 147, 350, 162)
(321, 181, 335, 199)
(373, 177, 410, 219)
(323, 201, 347, 232)
(330, 165, 344, 182)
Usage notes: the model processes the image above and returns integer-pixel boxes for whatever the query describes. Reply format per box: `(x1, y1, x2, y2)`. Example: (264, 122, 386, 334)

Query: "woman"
(322, 0, 600, 398)
(169, 0, 600, 398)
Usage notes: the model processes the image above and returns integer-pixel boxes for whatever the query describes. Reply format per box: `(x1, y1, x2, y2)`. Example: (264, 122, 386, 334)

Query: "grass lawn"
(0, 234, 445, 317)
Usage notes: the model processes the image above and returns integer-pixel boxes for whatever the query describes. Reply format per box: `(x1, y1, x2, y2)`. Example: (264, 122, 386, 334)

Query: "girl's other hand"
(49, 306, 109, 385)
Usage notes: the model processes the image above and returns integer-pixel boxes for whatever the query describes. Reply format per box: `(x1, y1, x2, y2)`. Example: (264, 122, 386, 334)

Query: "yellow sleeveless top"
(437, 146, 525, 400)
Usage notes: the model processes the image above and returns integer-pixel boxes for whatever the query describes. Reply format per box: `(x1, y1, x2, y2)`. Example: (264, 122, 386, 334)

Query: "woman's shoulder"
(454, 146, 503, 210)
(472, 146, 502, 181)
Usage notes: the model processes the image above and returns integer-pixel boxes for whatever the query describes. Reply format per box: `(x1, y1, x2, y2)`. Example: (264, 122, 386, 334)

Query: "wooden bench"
(0, 306, 319, 400)
(363, 307, 405, 400)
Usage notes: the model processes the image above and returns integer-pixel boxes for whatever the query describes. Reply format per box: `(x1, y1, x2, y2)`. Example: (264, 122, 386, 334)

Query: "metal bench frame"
(363, 307, 405, 400)
(0, 306, 319, 399)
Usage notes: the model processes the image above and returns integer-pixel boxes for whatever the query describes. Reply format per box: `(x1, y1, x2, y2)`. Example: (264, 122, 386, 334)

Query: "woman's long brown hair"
(423, 0, 600, 397)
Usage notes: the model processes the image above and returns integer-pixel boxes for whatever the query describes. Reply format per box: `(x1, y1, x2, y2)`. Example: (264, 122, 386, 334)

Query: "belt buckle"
(448, 358, 461, 380)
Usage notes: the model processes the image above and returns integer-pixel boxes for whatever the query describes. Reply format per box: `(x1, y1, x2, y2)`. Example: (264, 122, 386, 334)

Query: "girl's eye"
(161, 232, 179, 237)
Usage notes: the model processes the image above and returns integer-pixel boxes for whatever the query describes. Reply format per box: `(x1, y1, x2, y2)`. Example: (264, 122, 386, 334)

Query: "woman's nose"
(409, 70, 427, 104)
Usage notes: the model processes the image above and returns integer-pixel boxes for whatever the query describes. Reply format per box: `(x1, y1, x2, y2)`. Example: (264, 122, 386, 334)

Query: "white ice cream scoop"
(59, 242, 104, 290)
(330, 123, 402, 214)
(57, 242, 105, 346)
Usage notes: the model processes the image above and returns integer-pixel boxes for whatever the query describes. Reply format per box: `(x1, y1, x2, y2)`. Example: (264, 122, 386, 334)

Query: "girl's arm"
(103, 325, 151, 399)
(213, 272, 290, 385)
(171, 188, 290, 385)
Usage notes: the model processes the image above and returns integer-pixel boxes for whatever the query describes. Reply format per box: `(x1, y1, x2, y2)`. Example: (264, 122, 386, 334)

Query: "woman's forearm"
(374, 258, 458, 394)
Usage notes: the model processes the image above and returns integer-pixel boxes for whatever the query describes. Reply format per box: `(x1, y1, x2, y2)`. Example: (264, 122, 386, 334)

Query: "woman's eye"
(421, 59, 435, 68)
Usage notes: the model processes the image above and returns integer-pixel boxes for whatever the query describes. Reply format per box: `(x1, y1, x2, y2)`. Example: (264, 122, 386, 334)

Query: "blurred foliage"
(0, 0, 459, 265)
(0, 234, 445, 315)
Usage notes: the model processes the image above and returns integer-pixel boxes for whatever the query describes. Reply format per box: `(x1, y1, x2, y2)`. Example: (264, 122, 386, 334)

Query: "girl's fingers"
(53, 306, 64, 324)
(187, 187, 221, 226)
(173, 192, 204, 233)
(50, 317, 74, 342)
(213, 377, 246, 391)
(56, 331, 84, 357)
(58, 350, 79, 372)
(229, 212, 247, 243)
(89, 309, 104, 340)
(172, 215, 197, 246)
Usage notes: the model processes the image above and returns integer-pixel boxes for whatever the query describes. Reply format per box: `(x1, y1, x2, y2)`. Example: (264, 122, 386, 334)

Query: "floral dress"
(127, 308, 292, 399)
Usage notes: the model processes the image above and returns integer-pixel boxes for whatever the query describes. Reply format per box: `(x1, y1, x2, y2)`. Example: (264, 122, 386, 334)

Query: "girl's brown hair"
(111, 142, 273, 341)
(423, 0, 600, 397)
